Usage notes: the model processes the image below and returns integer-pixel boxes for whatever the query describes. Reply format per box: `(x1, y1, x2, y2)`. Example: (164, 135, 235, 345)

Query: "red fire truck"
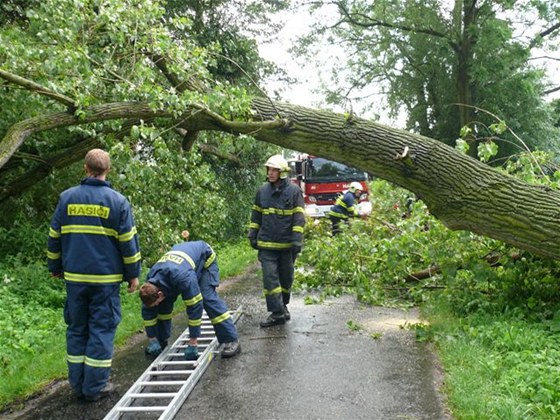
(288, 154, 372, 218)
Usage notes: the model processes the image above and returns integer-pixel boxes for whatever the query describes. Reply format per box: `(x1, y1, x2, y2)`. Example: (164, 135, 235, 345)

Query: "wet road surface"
(4, 265, 450, 420)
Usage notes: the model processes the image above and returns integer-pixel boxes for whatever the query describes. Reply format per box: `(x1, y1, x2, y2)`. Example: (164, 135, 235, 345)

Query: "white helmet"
(264, 154, 289, 179)
(349, 181, 363, 193)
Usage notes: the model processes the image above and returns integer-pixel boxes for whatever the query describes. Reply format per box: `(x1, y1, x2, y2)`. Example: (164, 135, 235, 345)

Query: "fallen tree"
(0, 73, 559, 259)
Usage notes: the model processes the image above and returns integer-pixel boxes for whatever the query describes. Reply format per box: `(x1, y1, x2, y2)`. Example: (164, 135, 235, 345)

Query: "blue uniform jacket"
(47, 177, 141, 284)
(143, 241, 217, 339)
(328, 190, 358, 219)
(248, 178, 305, 250)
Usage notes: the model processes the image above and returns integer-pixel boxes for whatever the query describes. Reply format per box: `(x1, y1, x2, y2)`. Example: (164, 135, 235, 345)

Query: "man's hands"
(128, 277, 139, 293)
(292, 245, 302, 255)
(145, 339, 162, 357)
(249, 239, 258, 250)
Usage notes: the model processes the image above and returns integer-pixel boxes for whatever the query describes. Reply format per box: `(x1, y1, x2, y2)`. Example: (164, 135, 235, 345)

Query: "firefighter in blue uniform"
(328, 181, 363, 235)
(248, 154, 306, 327)
(47, 149, 141, 402)
(139, 237, 240, 359)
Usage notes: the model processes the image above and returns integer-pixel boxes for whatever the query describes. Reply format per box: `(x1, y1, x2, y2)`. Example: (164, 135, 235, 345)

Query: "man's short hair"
(139, 282, 160, 306)
(85, 148, 111, 176)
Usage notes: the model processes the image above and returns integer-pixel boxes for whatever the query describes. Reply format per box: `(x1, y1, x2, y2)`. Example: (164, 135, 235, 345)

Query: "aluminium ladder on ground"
(103, 307, 243, 420)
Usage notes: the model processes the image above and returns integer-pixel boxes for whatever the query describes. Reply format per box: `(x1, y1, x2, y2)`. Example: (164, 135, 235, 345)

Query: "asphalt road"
(3, 265, 450, 420)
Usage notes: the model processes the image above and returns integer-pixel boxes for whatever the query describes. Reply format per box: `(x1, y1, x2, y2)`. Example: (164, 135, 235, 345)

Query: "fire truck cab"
(289, 154, 372, 218)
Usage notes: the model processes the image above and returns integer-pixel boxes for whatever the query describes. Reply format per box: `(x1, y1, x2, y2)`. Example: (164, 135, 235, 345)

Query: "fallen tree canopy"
(1, 68, 559, 260)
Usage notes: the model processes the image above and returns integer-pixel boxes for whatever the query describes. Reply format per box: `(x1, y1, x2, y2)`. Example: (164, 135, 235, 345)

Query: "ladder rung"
(104, 307, 243, 420)
(158, 361, 199, 366)
(116, 406, 167, 412)
(128, 392, 178, 398)
(138, 381, 186, 386)
(147, 370, 194, 375)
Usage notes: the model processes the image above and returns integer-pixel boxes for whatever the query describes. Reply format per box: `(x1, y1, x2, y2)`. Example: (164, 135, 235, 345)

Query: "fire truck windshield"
(305, 158, 367, 182)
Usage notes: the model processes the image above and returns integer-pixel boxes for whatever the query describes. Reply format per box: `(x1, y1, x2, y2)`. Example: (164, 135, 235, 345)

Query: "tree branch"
(530, 21, 560, 47)
(0, 69, 76, 109)
(0, 102, 170, 169)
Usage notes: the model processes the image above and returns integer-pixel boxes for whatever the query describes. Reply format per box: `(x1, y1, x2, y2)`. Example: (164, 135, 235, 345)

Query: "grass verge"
(422, 297, 560, 419)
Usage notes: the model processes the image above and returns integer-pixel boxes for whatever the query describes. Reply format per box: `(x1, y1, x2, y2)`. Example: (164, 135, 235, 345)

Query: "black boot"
(283, 305, 291, 321)
(221, 340, 241, 358)
(260, 313, 285, 328)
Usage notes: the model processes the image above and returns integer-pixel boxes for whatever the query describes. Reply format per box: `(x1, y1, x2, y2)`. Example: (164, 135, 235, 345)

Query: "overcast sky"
(257, 4, 559, 129)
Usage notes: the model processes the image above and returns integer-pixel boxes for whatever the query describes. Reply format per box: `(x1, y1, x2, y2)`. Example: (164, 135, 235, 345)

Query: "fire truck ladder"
(103, 307, 243, 420)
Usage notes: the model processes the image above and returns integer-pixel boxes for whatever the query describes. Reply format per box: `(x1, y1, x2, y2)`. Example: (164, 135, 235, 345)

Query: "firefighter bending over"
(248, 154, 306, 327)
(139, 240, 240, 360)
(328, 181, 363, 235)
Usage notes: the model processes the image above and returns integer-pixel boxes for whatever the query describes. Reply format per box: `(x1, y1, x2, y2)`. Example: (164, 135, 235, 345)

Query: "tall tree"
(295, 0, 560, 158)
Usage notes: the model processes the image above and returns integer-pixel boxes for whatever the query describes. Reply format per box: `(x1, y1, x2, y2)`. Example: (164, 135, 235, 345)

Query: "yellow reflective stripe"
(248, 222, 260, 229)
(67, 354, 85, 364)
(123, 252, 141, 264)
(47, 251, 61, 260)
(188, 318, 202, 327)
(281, 287, 291, 293)
(293, 206, 304, 213)
(292, 226, 304, 233)
(61, 224, 118, 238)
(49, 227, 61, 238)
(144, 318, 157, 327)
(119, 226, 137, 242)
(167, 251, 196, 269)
(261, 208, 299, 216)
(336, 197, 349, 209)
(328, 211, 348, 219)
(157, 313, 173, 321)
(64, 272, 123, 283)
(257, 241, 293, 249)
(264, 286, 282, 296)
(252, 205, 263, 213)
(204, 252, 216, 268)
(184, 293, 202, 307)
(211, 312, 231, 325)
(85, 356, 112, 368)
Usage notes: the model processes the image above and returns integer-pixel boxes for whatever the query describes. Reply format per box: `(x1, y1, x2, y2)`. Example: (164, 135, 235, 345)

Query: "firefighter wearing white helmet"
(328, 181, 364, 235)
(248, 154, 305, 327)
(264, 154, 290, 179)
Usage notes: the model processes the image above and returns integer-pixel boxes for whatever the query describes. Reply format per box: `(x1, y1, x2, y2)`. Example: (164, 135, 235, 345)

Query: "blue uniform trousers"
(142, 263, 237, 344)
(65, 283, 121, 397)
(258, 249, 295, 314)
(200, 263, 238, 343)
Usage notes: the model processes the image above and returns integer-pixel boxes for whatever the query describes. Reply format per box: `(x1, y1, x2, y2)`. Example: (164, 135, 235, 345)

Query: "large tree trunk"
(239, 98, 560, 260)
(1, 97, 559, 259)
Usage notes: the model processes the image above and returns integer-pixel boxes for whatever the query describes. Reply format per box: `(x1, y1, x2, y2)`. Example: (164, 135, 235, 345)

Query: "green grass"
(423, 298, 560, 419)
(0, 241, 257, 411)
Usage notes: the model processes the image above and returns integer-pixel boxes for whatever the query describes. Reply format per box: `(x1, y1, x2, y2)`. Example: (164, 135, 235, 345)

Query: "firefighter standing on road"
(139, 238, 240, 359)
(328, 181, 363, 235)
(47, 149, 141, 402)
(248, 154, 306, 327)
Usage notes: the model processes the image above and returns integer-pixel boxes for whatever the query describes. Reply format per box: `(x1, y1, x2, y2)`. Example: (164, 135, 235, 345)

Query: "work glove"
(184, 345, 199, 360)
(145, 340, 162, 357)
(249, 239, 258, 250)
(292, 245, 302, 255)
